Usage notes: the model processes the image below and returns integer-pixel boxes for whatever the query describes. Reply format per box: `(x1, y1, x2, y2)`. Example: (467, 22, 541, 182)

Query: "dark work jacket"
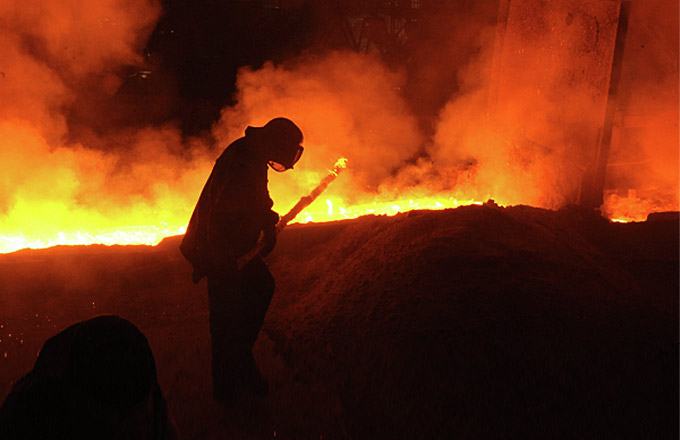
(180, 134, 278, 280)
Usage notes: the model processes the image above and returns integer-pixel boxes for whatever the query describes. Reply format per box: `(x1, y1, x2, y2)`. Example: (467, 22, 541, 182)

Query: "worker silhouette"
(180, 117, 304, 402)
(0, 315, 179, 440)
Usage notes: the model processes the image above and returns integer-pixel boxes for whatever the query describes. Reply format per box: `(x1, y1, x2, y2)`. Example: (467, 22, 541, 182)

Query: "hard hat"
(257, 118, 304, 172)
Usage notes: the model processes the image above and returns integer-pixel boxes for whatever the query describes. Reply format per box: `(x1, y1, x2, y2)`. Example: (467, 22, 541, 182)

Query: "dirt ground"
(0, 204, 677, 438)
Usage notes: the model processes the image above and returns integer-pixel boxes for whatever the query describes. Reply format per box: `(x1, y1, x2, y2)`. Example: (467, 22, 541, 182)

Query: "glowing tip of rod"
(335, 157, 349, 169)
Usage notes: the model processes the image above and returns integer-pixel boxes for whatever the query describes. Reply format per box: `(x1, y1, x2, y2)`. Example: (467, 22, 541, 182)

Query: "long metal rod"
(237, 158, 348, 269)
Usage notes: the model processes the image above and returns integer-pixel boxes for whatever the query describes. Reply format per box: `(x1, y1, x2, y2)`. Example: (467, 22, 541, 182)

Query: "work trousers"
(206, 257, 274, 395)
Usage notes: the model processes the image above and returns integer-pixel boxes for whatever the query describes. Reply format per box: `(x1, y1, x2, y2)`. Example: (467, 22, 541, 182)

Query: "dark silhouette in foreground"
(0, 315, 179, 440)
(180, 117, 304, 403)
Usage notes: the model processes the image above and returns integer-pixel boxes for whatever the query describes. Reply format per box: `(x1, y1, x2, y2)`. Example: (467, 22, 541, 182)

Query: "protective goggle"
(268, 145, 304, 172)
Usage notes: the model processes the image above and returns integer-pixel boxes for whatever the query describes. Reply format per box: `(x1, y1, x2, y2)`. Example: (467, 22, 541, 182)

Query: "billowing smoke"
(602, 0, 679, 219)
(212, 4, 507, 211)
(427, 0, 678, 216)
(214, 52, 423, 210)
(0, 0, 159, 134)
(429, 1, 621, 208)
(0, 0, 214, 251)
(1, 0, 676, 252)
(214, 1, 605, 211)
(214, 0, 677, 218)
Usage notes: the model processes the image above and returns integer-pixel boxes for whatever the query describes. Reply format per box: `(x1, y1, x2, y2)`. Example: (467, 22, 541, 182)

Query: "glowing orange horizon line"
(1, 198, 652, 255)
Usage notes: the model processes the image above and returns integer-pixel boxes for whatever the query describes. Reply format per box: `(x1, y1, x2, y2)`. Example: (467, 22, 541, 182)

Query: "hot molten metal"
(2, 159, 673, 255)
(0, 156, 488, 254)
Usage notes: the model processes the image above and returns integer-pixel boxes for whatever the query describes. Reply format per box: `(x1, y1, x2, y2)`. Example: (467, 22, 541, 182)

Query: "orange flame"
(603, 190, 679, 223)
(0, 196, 486, 255)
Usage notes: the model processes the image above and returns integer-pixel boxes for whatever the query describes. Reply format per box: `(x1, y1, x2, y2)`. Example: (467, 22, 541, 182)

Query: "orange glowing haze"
(0, 0, 677, 254)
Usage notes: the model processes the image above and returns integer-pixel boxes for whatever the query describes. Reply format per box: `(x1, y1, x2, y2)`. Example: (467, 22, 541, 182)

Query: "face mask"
(268, 145, 304, 172)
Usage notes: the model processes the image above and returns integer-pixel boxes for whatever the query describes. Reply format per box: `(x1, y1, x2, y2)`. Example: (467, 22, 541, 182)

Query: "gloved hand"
(260, 224, 277, 257)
